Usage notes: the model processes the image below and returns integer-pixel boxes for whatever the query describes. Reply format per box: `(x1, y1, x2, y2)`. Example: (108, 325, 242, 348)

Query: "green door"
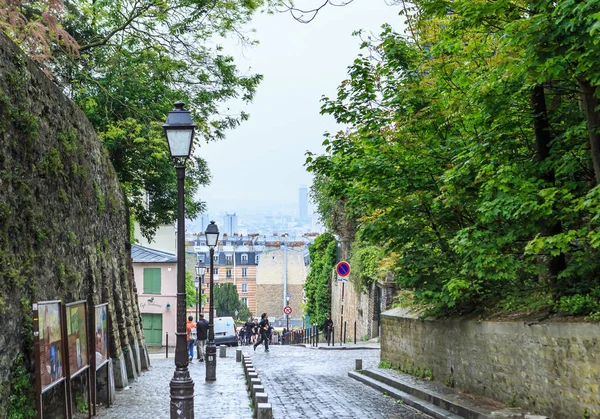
(142, 313, 163, 345)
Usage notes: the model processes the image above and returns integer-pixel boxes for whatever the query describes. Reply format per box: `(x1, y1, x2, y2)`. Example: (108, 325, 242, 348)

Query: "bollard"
(253, 393, 268, 419)
(252, 385, 265, 405)
(257, 403, 273, 419)
(343, 321, 347, 345)
(246, 367, 256, 381)
(331, 326, 334, 347)
(356, 359, 362, 370)
(236, 348, 242, 362)
(165, 332, 169, 358)
(249, 377, 261, 394)
(354, 321, 357, 344)
(316, 327, 319, 348)
(219, 345, 227, 358)
(247, 372, 258, 390)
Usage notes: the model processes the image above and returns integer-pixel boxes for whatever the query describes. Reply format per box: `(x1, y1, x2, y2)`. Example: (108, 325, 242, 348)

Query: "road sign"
(283, 305, 292, 315)
(336, 261, 350, 277)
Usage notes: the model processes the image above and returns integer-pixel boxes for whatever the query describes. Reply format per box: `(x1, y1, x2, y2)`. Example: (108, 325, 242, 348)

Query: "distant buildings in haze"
(298, 185, 308, 221)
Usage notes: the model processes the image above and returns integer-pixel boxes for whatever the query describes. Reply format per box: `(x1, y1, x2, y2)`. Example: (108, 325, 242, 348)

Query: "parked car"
(213, 316, 238, 346)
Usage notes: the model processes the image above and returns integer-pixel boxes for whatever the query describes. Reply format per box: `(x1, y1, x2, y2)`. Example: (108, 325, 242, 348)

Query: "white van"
(213, 316, 238, 346)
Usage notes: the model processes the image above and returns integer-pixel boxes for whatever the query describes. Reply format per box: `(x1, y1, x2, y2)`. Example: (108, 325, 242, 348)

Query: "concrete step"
(348, 371, 464, 419)
(350, 368, 547, 419)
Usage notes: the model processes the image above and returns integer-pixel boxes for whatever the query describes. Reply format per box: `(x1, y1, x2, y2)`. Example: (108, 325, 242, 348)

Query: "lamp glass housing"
(165, 128, 194, 158)
(205, 221, 220, 248)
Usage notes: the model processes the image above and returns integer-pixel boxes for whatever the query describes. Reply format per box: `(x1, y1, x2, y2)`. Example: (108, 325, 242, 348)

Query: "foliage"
(304, 232, 337, 327)
(185, 270, 197, 308)
(307, 1, 600, 317)
(1, 0, 275, 239)
(7, 355, 35, 419)
(349, 238, 384, 291)
(213, 282, 252, 319)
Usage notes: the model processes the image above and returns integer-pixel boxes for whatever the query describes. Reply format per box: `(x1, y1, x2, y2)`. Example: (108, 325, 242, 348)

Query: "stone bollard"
(252, 385, 265, 405)
(247, 372, 258, 390)
(252, 393, 268, 419)
(219, 345, 227, 358)
(257, 403, 273, 419)
(355, 359, 362, 370)
(250, 377, 261, 394)
(246, 367, 255, 381)
(236, 348, 242, 362)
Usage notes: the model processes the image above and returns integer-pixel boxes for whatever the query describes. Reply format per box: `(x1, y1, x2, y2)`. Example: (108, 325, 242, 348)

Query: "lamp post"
(164, 101, 196, 419)
(195, 264, 205, 322)
(205, 221, 220, 381)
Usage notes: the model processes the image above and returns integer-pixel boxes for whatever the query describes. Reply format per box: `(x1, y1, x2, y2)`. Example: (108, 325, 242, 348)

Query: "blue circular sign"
(336, 261, 350, 277)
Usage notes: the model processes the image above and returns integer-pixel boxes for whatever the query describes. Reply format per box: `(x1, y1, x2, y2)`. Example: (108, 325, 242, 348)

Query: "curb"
(350, 369, 549, 419)
(348, 371, 464, 419)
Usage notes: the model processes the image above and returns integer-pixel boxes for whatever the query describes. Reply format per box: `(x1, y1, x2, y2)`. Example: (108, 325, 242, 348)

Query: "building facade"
(132, 244, 178, 346)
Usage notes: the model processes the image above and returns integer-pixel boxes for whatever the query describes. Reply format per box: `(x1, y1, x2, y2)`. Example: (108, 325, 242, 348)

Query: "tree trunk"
(579, 77, 600, 184)
(530, 84, 567, 288)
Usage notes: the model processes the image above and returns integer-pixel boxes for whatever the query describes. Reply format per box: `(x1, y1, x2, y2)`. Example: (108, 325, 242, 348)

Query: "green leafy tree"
(213, 282, 251, 319)
(304, 233, 337, 327)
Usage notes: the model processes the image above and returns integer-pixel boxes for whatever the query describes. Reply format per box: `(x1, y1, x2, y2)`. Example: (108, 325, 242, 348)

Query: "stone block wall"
(381, 308, 600, 418)
(0, 32, 146, 416)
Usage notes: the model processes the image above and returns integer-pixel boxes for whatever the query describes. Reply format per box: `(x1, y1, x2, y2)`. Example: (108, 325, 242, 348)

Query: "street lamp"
(164, 101, 196, 419)
(205, 221, 220, 381)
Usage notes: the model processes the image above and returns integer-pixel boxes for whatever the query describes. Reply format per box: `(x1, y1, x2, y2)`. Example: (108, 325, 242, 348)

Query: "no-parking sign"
(336, 261, 350, 282)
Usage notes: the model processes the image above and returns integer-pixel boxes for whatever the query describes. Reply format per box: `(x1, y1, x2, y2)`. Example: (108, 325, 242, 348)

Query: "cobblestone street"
(247, 345, 430, 419)
(96, 344, 430, 418)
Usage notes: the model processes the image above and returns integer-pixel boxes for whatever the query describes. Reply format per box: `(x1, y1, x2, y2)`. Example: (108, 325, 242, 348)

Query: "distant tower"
(298, 185, 308, 221)
(198, 214, 210, 233)
(223, 212, 238, 236)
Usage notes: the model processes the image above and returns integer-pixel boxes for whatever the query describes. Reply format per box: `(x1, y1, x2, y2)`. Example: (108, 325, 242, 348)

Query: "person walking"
(195, 313, 209, 361)
(244, 317, 254, 345)
(323, 315, 334, 344)
(253, 313, 270, 352)
(186, 316, 197, 362)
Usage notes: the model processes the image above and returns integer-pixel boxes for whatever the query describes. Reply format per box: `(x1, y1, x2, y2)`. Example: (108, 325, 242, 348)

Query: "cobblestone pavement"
(245, 344, 432, 419)
(97, 348, 252, 419)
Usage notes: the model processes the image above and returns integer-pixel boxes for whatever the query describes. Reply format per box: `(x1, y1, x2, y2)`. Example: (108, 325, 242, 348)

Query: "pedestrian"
(253, 313, 270, 352)
(244, 317, 254, 345)
(195, 313, 209, 361)
(323, 315, 333, 344)
(238, 326, 246, 346)
(252, 319, 259, 345)
(186, 315, 197, 362)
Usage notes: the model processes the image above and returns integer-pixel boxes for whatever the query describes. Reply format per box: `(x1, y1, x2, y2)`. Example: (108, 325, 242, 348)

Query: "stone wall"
(0, 33, 146, 417)
(381, 308, 600, 418)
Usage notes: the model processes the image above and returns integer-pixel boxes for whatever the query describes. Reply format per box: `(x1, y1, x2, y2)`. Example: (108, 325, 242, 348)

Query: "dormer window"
(241, 254, 248, 263)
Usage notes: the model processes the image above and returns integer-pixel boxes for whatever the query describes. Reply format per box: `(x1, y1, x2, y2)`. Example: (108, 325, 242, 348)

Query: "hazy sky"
(195, 0, 403, 214)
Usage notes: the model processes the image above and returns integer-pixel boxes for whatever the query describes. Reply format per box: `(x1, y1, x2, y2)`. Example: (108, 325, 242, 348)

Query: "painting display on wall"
(66, 302, 88, 376)
(95, 304, 109, 368)
(38, 301, 64, 390)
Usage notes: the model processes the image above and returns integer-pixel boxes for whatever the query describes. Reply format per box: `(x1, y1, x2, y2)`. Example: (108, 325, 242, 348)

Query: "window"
(241, 254, 248, 263)
(225, 254, 233, 265)
(143, 268, 161, 294)
(241, 298, 248, 306)
(213, 255, 218, 263)
(213, 268, 219, 276)
(241, 268, 247, 278)
(255, 255, 259, 264)
(242, 283, 248, 294)
(226, 269, 232, 278)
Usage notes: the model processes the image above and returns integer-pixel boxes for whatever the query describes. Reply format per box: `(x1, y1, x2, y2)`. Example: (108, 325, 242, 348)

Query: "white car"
(213, 316, 238, 346)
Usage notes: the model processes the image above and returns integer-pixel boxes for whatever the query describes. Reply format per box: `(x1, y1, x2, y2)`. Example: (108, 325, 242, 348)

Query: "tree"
(304, 233, 337, 327)
(307, 1, 600, 318)
(1, 0, 269, 239)
(213, 282, 251, 319)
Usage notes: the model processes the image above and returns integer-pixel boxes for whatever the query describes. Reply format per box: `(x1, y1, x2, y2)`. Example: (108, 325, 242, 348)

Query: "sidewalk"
(97, 347, 251, 418)
(349, 367, 549, 419)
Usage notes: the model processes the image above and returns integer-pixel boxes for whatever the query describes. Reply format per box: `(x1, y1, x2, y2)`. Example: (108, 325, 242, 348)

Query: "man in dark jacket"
(196, 314, 209, 361)
(253, 313, 270, 352)
(244, 317, 254, 345)
(323, 315, 334, 344)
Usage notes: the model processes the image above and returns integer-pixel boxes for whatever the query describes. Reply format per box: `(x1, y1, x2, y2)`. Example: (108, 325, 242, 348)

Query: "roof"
(131, 244, 177, 263)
